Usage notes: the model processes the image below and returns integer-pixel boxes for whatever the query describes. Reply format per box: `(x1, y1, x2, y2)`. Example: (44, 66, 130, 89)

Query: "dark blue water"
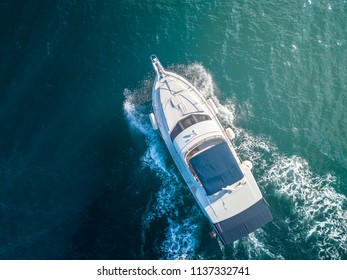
(1, 0, 346, 260)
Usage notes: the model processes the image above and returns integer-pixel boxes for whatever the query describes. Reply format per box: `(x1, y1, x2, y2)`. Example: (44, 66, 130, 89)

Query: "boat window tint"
(170, 114, 211, 141)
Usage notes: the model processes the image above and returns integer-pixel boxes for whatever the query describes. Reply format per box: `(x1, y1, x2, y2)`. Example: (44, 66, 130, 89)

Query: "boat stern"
(214, 198, 273, 244)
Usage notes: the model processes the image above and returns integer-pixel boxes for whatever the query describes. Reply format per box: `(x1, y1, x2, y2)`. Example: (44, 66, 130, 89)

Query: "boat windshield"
(170, 114, 211, 141)
(189, 142, 244, 195)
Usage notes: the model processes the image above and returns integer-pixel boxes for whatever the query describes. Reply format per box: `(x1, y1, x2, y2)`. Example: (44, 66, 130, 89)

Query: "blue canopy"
(214, 198, 273, 244)
(189, 142, 244, 195)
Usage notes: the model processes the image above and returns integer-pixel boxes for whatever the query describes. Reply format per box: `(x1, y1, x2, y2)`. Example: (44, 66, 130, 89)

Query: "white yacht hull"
(149, 55, 272, 244)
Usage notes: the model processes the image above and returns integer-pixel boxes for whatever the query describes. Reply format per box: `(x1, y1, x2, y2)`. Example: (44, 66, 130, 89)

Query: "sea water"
(0, 0, 346, 259)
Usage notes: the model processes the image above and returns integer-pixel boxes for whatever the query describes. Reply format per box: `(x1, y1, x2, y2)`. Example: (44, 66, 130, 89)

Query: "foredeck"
(153, 73, 205, 132)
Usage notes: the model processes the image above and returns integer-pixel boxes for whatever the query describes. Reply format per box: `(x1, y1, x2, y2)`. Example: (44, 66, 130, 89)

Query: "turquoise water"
(1, 0, 346, 259)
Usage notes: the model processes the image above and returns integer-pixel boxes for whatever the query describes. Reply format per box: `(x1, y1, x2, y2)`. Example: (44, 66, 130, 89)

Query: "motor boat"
(148, 55, 272, 244)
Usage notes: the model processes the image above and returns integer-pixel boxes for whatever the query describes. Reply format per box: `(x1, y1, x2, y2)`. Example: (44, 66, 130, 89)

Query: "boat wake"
(123, 63, 347, 260)
(124, 83, 201, 260)
(232, 120, 347, 260)
(264, 155, 347, 259)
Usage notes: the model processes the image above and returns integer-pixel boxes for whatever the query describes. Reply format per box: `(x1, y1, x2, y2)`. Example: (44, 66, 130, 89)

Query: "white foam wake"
(123, 79, 200, 260)
(264, 155, 347, 259)
(123, 62, 347, 260)
(216, 94, 347, 259)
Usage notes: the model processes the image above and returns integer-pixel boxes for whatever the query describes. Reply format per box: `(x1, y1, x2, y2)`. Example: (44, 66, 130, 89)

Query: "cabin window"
(170, 114, 211, 141)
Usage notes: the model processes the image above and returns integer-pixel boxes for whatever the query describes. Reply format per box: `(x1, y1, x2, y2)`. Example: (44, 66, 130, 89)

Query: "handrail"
(150, 54, 165, 79)
(150, 54, 158, 63)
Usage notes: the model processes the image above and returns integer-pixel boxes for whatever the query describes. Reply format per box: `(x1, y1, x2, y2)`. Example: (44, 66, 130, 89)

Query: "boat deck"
(154, 73, 205, 132)
(150, 55, 273, 244)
